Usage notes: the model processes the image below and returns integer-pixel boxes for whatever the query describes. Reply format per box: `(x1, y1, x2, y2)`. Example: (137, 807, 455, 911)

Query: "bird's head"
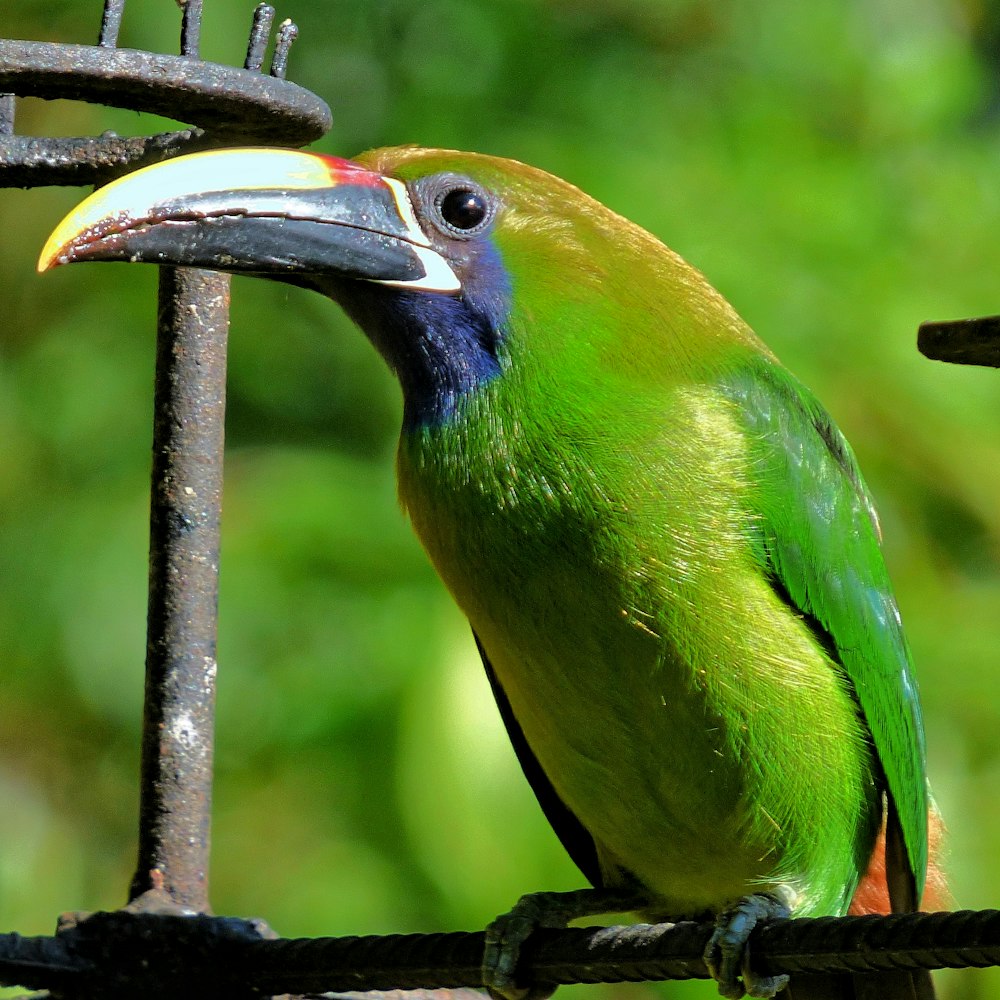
(41, 146, 754, 428)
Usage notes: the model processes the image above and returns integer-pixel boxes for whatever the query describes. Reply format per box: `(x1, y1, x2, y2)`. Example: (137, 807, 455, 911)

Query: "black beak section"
(39, 147, 460, 293)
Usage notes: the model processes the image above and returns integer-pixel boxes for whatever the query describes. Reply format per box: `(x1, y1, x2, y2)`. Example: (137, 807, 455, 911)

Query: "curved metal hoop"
(0, 34, 331, 187)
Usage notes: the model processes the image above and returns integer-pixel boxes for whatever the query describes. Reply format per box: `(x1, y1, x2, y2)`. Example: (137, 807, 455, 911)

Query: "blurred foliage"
(1, 1, 1000, 998)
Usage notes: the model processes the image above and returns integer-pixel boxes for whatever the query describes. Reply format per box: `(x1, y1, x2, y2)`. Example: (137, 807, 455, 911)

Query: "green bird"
(41, 146, 940, 999)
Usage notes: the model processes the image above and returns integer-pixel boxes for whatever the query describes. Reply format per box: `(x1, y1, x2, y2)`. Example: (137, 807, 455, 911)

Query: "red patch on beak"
(314, 154, 384, 187)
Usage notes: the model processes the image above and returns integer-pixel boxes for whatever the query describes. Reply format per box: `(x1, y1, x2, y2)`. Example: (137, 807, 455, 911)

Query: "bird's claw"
(483, 895, 558, 1000)
(704, 892, 791, 999)
(483, 886, 649, 1000)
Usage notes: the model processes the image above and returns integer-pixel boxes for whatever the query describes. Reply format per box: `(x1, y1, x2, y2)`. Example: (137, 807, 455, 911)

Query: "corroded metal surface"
(0, 0, 333, 920)
(4, 908, 1000, 997)
(129, 268, 232, 913)
(0, 37, 331, 186)
(0, 132, 210, 188)
(0, 40, 330, 139)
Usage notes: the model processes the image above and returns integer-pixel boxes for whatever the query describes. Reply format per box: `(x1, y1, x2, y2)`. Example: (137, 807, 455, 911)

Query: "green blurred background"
(2, 0, 999, 997)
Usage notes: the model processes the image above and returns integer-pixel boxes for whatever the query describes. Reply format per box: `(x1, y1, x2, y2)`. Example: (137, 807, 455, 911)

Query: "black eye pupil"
(439, 188, 488, 230)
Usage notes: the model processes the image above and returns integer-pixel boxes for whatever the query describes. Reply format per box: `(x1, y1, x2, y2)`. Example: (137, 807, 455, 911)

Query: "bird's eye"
(439, 188, 488, 231)
(416, 174, 497, 238)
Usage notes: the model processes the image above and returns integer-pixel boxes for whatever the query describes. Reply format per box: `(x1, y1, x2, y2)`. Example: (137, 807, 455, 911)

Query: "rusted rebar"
(4, 909, 1000, 998)
(129, 267, 231, 913)
(1, 0, 332, 916)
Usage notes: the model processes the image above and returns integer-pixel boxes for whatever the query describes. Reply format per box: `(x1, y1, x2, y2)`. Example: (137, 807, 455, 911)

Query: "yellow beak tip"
(37, 232, 74, 273)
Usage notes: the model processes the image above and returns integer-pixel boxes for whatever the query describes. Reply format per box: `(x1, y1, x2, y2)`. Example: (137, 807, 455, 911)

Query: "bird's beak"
(38, 147, 460, 293)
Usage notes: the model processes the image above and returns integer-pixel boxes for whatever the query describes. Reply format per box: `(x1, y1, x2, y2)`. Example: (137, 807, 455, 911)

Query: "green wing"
(723, 358, 928, 907)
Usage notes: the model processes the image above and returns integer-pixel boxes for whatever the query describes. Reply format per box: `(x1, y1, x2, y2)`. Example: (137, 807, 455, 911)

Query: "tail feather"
(783, 802, 944, 998)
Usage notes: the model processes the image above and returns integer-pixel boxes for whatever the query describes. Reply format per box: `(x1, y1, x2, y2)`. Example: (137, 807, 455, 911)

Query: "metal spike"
(270, 18, 298, 80)
(245, 4, 275, 72)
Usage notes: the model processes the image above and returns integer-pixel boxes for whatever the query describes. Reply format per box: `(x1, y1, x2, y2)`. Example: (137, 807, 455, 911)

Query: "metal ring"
(0, 39, 332, 187)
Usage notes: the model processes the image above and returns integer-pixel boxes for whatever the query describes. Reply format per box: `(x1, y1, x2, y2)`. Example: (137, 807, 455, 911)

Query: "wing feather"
(723, 360, 928, 905)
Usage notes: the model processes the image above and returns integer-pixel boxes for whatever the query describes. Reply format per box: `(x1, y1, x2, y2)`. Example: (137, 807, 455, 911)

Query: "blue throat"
(340, 238, 511, 429)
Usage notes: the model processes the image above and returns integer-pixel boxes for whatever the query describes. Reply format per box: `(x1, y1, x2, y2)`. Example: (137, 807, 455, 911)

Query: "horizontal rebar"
(1, 909, 1000, 998)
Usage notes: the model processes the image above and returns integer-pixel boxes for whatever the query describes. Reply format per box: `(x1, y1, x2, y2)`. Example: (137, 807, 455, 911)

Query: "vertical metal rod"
(180, 0, 204, 58)
(0, 95, 14, 136)
(245, 4, 275, 71)
(270, 19, 298, 79)
(98, 0, 125, 48)
(130, 266, 231, 913)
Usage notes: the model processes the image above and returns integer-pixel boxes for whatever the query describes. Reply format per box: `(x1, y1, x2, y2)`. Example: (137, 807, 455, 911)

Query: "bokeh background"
(2, 0, 1000, 997)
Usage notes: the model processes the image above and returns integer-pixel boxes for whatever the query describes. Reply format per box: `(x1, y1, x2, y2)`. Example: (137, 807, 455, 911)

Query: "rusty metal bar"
(270, 19, 297, 79)
(4, 907, 1000, 997)
(0, 0, 329, 942)
(0, 94, 13, 136)
(0, 39, 332, 187)
(180, 0, 203, 58)
(1, 0, 331, 925)
(130, 267, 232, 913)
(0, 39, 330, 141)
(98, 0, 125, 48)
(245, 4, 274, 72)
(918, 315, 1000, 368)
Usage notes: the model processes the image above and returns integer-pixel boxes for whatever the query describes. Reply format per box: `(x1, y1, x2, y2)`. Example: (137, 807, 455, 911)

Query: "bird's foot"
(704, 892, 791, 999)
(483, 886, 647, 1000)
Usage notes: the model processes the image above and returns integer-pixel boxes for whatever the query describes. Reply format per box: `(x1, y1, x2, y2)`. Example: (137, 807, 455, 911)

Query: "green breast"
(396, 372, 879, 918)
